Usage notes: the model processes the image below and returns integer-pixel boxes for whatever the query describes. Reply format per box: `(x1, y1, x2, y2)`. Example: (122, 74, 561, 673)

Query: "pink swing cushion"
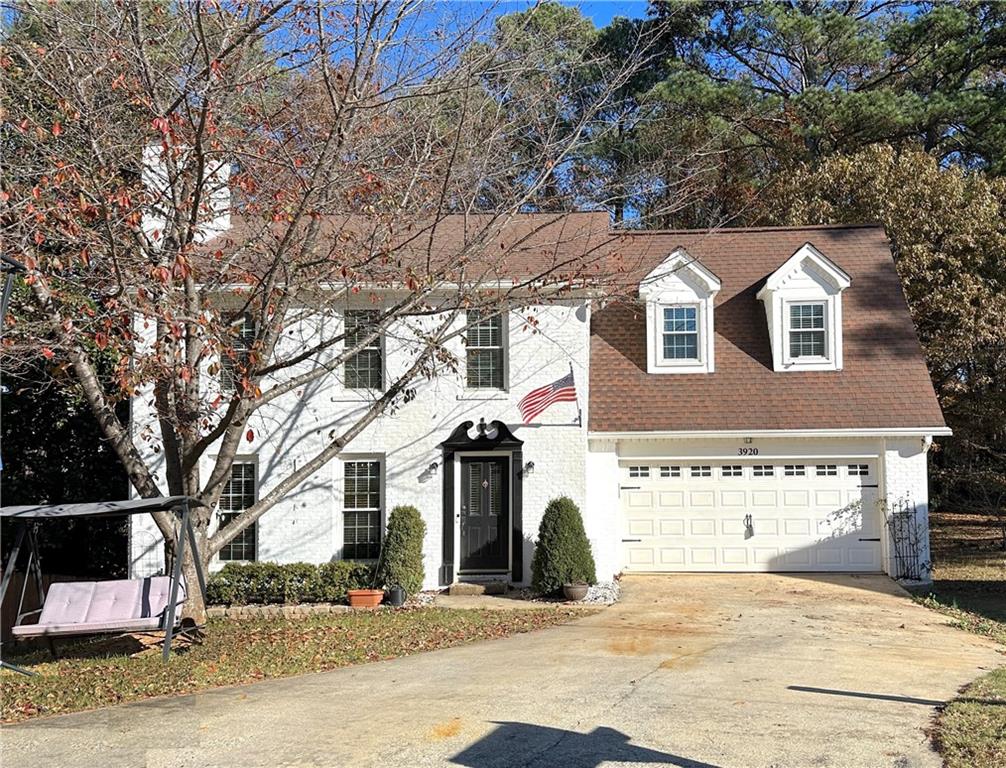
(11, 576, 185, 638)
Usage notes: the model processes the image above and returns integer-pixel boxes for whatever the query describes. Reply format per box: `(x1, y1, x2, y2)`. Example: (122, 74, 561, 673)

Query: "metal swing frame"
(0, 496, 207, 675)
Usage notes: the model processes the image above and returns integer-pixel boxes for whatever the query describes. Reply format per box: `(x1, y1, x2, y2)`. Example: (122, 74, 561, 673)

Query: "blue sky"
(490, 1, 650, 28)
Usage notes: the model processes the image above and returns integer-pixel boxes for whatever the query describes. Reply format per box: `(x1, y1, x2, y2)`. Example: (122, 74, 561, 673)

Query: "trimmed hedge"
(376, 505, 426, 595)
(206, 561, 374, 605)
(531, 496, 596, 595)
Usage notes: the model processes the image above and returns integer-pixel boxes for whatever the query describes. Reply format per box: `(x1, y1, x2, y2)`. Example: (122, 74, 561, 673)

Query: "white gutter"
(589, 426, 953, 440)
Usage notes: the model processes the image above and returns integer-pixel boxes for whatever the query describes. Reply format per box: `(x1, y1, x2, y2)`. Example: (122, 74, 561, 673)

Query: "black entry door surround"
(460, 457, 509, 571)
(439, 419, 523, 585)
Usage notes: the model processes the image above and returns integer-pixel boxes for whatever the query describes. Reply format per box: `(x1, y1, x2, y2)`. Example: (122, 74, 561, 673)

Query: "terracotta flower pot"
(563, 583, 589, 602)
(347, 588, 384, 608)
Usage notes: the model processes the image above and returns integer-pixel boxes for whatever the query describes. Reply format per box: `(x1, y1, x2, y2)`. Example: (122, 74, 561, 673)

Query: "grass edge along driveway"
(1, 606, 591, 723)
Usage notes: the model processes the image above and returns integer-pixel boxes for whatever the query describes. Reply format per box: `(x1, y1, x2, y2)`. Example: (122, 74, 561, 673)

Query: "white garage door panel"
(620, 460, 881, 573)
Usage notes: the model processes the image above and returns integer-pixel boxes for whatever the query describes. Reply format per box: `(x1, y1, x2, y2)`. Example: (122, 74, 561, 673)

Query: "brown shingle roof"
(589, 224, 946, 433)
(206, 211, 615, 281)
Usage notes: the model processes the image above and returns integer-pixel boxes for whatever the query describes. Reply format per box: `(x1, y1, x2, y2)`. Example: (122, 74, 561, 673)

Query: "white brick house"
(131, 220, 948, 589)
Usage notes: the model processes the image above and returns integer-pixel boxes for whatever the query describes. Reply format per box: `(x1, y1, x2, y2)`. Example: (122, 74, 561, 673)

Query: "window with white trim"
(218, 462, 257, 562)
(721, 465, 742, 477)
(784, 465, 806, 477)
(628, 466, 649, 478)
(788, 303, 827, 358)
(816, 464, 838, 476)
(848, 464, 869, 477)
(753, 465, 774, 477)
(465, 311, 505, 389)
(661, 306, 700, 361)
(344, 310, 383, 390)
(660, 466, 681, 478)
(343, 460, 382, 560)
(690, 465, 711, 478)
(221, 313, 256, 393)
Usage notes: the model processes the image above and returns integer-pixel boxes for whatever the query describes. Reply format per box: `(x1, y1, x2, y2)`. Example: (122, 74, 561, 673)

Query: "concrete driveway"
(3, 574, 1002, 768)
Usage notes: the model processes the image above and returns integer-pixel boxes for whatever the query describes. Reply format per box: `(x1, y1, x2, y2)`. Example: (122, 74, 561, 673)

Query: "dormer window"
(757, 243, 850, 372)
(640, 248, 720, 375)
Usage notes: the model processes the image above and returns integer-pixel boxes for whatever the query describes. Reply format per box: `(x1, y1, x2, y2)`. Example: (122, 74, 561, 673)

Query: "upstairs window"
(788, 303, 826, 358)
(221, 313, 256, 393)
(662, 306, 699, 361)
(756, 243, 850, 372)
(344, 310, 383, 390)
(465, 311, 505, 389)
(640, 249, 720, 375)
(218, 462, 257, 562)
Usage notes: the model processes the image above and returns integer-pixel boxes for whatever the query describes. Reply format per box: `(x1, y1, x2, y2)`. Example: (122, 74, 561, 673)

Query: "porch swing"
(0, 496, 207, 674)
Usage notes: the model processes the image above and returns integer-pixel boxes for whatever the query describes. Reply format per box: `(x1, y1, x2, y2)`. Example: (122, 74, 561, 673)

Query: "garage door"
(620, 460, 881, 572)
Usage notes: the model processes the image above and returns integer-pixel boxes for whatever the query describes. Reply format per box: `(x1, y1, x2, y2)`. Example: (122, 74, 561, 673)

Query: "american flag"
(518, 371, 578, 425)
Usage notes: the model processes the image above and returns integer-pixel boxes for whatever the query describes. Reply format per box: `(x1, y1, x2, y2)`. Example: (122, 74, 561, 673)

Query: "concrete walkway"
(3, 574, 1001, 768)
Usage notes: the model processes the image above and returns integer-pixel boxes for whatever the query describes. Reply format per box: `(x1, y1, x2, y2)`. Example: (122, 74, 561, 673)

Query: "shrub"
(531, 496, 596, 595)
(376, 505, 426, 594)
(206, 561, 374, 605)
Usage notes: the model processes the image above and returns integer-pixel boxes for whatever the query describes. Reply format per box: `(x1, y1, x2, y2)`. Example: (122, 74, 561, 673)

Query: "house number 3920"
(738, 447, 759, 456)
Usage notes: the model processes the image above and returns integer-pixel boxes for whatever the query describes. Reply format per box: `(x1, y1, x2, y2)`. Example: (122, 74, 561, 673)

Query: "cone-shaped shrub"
(531, 496, 596, 595)
(376, 505, 426, 595)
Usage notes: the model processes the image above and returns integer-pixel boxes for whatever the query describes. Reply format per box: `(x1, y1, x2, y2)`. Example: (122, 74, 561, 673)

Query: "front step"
(448, 580, 508, 596)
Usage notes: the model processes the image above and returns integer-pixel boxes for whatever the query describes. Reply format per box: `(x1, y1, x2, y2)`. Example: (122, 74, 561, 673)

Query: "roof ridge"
(611, 222, 884, 235)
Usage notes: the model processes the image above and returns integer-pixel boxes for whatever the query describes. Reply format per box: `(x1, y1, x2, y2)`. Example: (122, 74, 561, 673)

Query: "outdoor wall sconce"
(522, 460, 535, 477)
(428, 461, 439, 475)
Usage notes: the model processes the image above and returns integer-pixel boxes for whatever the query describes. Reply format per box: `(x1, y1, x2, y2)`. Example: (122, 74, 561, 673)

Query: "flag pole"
(570, 362, 582, 427)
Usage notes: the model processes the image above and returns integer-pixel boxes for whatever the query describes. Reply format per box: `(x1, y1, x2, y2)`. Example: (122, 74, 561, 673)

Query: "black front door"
(460, 457, 509, 571)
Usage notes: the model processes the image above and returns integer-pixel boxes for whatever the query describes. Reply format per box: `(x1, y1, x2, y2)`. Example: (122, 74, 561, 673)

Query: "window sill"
(457, 391, 509, 401)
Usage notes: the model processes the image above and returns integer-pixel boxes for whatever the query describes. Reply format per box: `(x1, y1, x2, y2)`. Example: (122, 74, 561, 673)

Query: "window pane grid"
(466, 312, 504, 389)
(219, 463, 257, 561)
(345, 311, 383, 390)
(661, 306, 699, 361)
(788, 304, 826, 358)
(221, 314, 256, 392)
(344, 461, 381, 560)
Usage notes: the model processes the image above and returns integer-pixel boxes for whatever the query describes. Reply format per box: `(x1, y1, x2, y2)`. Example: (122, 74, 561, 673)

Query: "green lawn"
(920, 511, 1006, 768)
(933, 667, 1006, 768)
(1, 606, 587, 723)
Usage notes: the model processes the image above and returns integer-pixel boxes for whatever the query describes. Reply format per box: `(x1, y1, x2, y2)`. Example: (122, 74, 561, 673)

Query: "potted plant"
(531, 497, 596, 601)
(562, 581, 589, 601)
(376, 505, 426, 608)
(347, 587, 384, 608)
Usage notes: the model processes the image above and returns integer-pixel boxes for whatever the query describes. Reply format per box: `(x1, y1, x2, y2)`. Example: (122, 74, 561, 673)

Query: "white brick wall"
(880, 438, 932, 579)
(131, 301, 591, 589)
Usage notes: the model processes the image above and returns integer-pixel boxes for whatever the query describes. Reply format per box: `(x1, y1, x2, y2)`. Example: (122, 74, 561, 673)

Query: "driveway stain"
(428, 718, 462, 740)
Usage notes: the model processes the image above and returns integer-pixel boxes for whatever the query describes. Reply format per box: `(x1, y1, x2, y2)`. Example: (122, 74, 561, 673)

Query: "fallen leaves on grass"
(933, 667, 1006, 768)
(1, 607, 589, 723)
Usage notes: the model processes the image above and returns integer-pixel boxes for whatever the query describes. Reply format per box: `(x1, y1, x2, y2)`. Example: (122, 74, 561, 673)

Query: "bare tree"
(1, 0, 680, 618)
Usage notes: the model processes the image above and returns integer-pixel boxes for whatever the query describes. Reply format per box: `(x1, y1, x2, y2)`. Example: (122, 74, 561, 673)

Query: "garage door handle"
(858, 537, 881, 542)
(621, 538, 642, 543)
(620, 486, 641, 491)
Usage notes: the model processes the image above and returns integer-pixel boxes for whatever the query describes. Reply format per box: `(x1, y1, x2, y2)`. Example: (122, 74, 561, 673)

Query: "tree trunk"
(180, 547, 208, 625)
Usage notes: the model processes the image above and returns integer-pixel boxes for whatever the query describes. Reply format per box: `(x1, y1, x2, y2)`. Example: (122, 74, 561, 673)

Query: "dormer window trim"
(640, 248, 721, 376)
(757, 243, 849, 373)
